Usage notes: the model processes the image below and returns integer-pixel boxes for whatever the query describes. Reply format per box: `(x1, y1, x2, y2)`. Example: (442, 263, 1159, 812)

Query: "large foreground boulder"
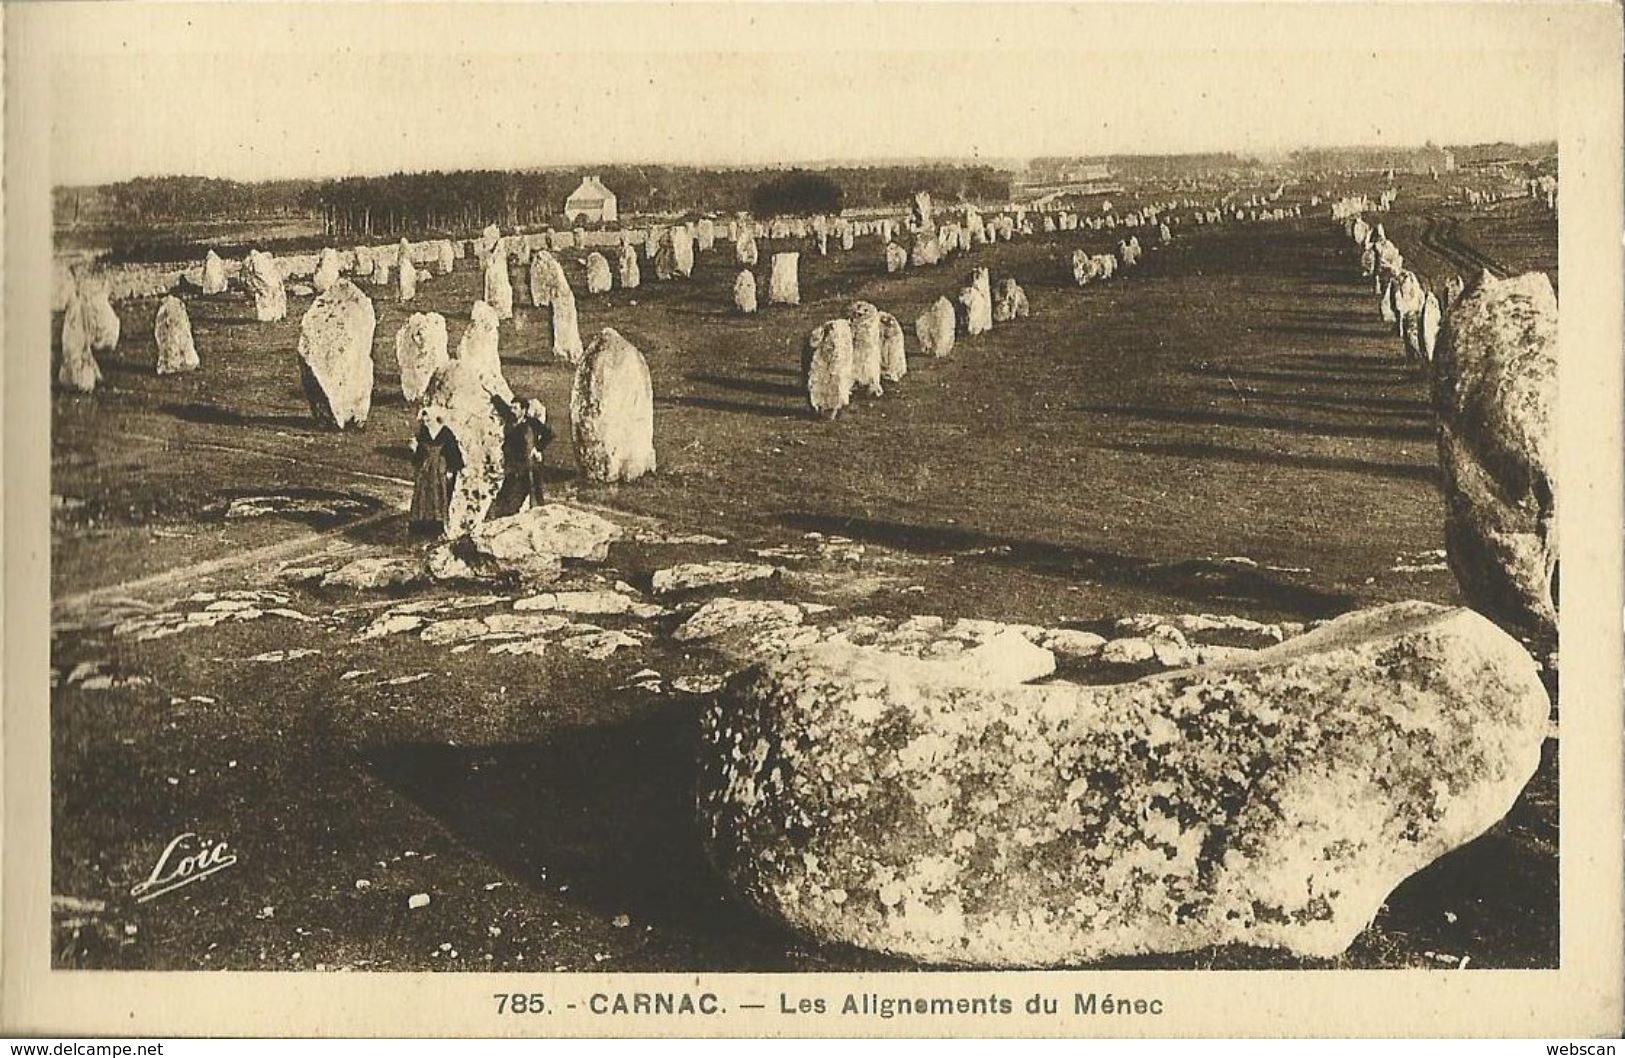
(697, 601, 1549, 967)
(153, 296, 200, 375)
(571, 327, 656, 483)
(1433, 271, 1557, 644)
(296, 280, 376, 428)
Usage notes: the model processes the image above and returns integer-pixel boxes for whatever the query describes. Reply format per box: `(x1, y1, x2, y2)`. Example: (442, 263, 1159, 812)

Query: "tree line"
(57, 164, 1016, 237)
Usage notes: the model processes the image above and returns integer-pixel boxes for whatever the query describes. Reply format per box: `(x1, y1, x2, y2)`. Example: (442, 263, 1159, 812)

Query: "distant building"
(564, 176, 617, 223)
(1060, 162, 1113, 183)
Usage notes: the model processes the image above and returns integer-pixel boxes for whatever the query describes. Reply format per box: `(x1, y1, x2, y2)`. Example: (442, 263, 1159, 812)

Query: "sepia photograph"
(5, 0, 1621, 1040)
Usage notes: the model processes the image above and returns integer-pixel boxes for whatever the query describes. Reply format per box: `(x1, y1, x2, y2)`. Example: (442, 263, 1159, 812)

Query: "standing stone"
(733, 271, 757, 314)
(618, 243, 642, 289)
(456, 301, 512, 401)
(529, 251, 568, 307)
(353, 245, 375, 279)
(910, 191, 934, 231)
(803, 320, 855, 421)
(645, 226, 662, 262)
(243, 250, 287, 322)
(201, 250, 229, 295)
(153, 295, 199, 375)
(398, 254, 417, 303)
(373, 257, 392, 289)
(313, 248, 342, 294)
(815, 232, 829, 257)
(847, 302, 884, 398)
(1433, 271, 1558, 644)
(958, 284, 992, 336)
(395, 312, 450, 403)
(970, 269, 993, 328)
(992, 278, 1029, 323)
(695, 601, 1549, 966)
(296, 280, 376, 428)
(437, 240, 456, 276)
(884, 242, 907, 274)
(1442, 274, 1466, 311)
(585, 252, 613, 295)
(422, 359, 507, 537)
(672, 226, 695, 277)
(81, 278, 121, 352)
(58, 295, 102, 392)
(915, 297, 957, 358)
(877, 312, 907, 383)
(1419, 291, 1443, 362)
(484, 249, 514, 320)
(654, 239, 678, 281)
(478, 224, 502, 257)
(571, 327, 656, 483)
(697, 218, 716, 252)
(768, 253, 801, 306)
(735, 231, 759, 267)
(551, 288, 585, 365)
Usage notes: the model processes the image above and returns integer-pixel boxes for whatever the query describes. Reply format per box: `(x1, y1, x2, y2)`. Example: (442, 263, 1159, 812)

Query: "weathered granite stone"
(848, 301, 885, 398)
(296, 279, 376, 428)
(803, 319, 854, 420)
(153, 295, 200, 375)
(769, 253, 801, 306)
(395, 312, 450, 403)
(697, 601, 1550, 966)
(915, 297, 956, 358)
(571, 327, 656, 483)
(1433, 271, 1558, 643)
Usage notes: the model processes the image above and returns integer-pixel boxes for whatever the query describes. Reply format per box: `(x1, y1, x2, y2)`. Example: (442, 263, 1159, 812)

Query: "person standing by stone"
(409, 406, 464, 537)
(488, 397, 557, 517)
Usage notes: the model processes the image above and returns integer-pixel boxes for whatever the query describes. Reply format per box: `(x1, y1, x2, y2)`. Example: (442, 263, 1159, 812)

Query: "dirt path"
(1419, 214, 1511, 278)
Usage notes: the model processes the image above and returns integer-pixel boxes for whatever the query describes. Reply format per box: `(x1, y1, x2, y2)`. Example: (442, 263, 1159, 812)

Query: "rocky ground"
(48, 175, 1558, 971)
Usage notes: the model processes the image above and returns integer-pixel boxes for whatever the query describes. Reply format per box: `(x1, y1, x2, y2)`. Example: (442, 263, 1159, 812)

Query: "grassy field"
(48, 188, 1558, 972)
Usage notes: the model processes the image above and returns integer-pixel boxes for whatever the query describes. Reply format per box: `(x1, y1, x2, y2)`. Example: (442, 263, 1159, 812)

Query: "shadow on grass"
(687, 372, 803, 399)
(778, 511, 1353, 618)
(1093, 440, 1440, 485)
(362, 711, 903, 972)
(656, 394, 803, 420)
(161, 400, 319, 432)
(1071, 402, 1434, 443)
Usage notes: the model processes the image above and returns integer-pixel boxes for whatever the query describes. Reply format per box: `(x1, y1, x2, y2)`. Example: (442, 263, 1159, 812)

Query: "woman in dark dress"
(409, 408, 463, 536)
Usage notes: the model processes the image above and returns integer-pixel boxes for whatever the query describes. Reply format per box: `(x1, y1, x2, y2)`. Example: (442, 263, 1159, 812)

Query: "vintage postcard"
(3, 0, 1621, 1039)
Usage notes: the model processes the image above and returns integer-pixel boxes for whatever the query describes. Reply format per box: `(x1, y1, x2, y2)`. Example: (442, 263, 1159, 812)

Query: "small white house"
(564, 176, 618, 224)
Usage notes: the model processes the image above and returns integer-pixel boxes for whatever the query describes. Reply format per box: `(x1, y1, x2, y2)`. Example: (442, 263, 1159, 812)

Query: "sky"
(36, 3, 1562, 187)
